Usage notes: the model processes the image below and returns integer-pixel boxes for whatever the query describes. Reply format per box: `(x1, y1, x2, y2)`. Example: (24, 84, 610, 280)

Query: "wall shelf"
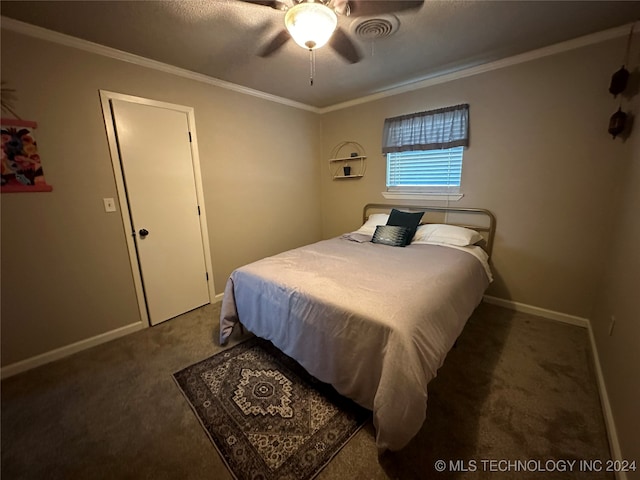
(329, 142, 367, 180)
(334, 174, 364, 179)
(329, 155, 366, 163)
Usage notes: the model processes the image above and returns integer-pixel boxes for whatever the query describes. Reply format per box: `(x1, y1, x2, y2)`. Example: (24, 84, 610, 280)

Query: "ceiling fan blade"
(348, 0, 424, 17)
(237, 0, 288, 11)
(331, 0, 350, 16)
(329, 27, 362, 64)
(258, 29, 291, 57)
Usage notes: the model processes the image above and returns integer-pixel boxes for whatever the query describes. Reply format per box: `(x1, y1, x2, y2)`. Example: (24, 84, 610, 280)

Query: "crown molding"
(2, 16, 631, 115)
(318, 23, 633, 114)
(0, 16, 320, 113)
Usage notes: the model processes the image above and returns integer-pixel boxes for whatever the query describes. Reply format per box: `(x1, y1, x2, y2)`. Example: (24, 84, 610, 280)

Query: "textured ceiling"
(2, 0, 640, 108)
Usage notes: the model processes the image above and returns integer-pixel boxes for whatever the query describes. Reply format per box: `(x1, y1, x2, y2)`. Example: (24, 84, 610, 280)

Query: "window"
(386, 146, 463, 194)
(382, 104, 468, 199)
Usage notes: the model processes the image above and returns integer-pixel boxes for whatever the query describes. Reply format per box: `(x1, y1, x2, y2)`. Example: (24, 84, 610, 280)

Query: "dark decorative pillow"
(371, 225, 412, 247)
(386, 209, 424, 244)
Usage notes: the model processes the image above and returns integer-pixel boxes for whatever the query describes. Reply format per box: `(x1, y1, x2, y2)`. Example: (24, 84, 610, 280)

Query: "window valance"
(382, 103, 469, 153)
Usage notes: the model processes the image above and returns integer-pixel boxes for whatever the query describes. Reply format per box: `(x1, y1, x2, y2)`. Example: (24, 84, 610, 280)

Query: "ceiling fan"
(239, 0, 424, 64)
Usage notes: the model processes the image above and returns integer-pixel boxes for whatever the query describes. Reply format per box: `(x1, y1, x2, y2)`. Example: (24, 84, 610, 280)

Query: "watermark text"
(433, 459, 637, 473)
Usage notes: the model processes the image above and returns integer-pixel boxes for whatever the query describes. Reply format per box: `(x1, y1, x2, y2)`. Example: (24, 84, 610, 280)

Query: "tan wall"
(0, 29, 322, 366)
(591, 90, 640, 466)
(319, 37, 634, 319)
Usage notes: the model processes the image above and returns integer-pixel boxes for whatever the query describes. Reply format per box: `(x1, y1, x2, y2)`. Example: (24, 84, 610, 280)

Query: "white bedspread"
(220, 236, 491, 451)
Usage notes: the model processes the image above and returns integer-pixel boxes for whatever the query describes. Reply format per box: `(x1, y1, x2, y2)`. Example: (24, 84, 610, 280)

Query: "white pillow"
(353, 213, 390, 235)
(412, 223, 483, 246)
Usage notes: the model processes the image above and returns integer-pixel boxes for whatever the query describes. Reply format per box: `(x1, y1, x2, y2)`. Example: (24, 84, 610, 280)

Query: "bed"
(220, 203, 496, 452)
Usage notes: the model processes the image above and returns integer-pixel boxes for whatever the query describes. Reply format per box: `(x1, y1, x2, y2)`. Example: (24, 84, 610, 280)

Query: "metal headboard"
(363, 203, 496, 258)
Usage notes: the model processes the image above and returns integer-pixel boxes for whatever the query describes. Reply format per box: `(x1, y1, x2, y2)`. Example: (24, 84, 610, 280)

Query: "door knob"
(139, 228, 149, 238)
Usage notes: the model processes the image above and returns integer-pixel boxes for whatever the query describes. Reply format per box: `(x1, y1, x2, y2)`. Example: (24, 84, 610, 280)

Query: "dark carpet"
(1, 302, 613, 479)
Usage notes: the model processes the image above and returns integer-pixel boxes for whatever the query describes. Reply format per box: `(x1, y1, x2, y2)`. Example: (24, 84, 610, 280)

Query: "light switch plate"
(103, 198, 117, 212)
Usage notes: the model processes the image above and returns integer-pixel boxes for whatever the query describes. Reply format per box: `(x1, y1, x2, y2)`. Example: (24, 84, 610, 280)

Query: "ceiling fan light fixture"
(284, 2, 338, 50)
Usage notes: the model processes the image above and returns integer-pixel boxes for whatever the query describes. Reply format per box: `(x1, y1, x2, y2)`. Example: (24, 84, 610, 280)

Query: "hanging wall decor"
(607, 23, 636, 139)
(609, 23, 634, 97)
(608, 107, 628, 139)
(608, 66, 629, 97)
(1, 118, 53, 193)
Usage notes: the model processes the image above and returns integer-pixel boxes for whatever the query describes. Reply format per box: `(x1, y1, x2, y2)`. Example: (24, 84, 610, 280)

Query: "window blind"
(386, 146, 463, 189)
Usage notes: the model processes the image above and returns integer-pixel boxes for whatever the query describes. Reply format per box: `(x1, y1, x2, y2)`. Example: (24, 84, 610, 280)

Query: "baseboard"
(1, 296, 225, 380)
(482, 295, 625, 479)
(586, 323, 627, 480)
(482, 295, 589, 328)
(0, 321, 146, 380)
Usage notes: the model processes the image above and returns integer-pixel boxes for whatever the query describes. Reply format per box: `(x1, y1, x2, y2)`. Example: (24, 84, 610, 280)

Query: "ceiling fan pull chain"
(309, 48, 316, 86)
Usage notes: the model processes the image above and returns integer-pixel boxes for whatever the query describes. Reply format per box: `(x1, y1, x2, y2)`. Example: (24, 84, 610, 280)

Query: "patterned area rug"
(173, 338, 371, 480)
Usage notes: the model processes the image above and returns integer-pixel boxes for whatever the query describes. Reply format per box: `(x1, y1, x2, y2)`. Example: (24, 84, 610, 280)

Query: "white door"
(110, 99, 210, 325)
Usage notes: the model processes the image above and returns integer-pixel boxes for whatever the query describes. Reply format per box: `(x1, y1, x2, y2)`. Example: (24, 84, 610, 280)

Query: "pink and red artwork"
(1, 118, 53, 193)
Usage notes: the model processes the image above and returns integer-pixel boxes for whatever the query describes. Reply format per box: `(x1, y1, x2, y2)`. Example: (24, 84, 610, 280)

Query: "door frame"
(99, 90, 216, 327)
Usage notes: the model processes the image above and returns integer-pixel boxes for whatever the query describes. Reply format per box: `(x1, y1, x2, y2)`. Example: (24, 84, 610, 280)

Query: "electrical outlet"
(608, 316, 616, 336)
(103, 197, 117, 213)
